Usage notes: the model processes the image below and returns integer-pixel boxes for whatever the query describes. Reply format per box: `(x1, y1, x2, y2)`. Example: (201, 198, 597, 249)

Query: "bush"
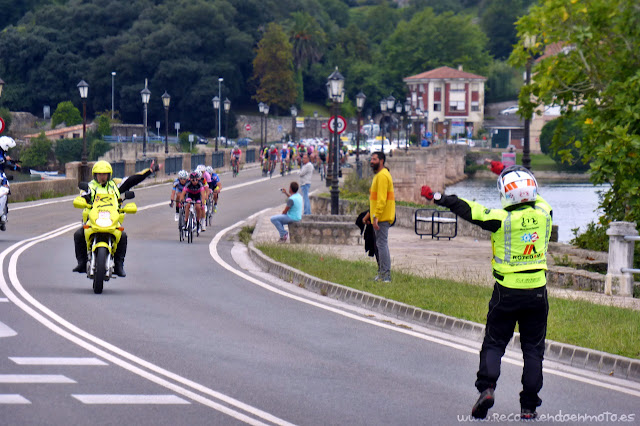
(54, 138, 83, 166)
(539, 114, 590, 172)
(20, 132, 53, 169)
(51, 101, 82, 128)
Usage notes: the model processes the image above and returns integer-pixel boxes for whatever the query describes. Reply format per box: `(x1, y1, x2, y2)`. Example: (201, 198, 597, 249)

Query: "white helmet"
(177, 170, 188, 179)
(497, 166, 538, 207)
(196, 164, 206, 173)
(0, 136, 16, 151)
(205, 166, 214, 174)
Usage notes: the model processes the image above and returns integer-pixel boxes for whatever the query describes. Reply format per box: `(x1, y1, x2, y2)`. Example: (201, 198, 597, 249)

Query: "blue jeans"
(270, 214, 296, 238)
(301, 183, 311, 215)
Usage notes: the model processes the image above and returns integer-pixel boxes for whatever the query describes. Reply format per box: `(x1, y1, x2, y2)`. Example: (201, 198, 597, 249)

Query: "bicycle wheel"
(186, 211, 194, 244)
(205, 197, 213, 226)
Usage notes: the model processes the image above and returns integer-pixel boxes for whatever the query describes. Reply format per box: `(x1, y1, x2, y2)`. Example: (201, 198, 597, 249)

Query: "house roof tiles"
(404, 66, 486, 81)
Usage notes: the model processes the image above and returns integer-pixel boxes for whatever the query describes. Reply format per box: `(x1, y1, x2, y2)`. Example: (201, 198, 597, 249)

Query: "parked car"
(236, 137, 253, 147)
(192, 134, 208, 144)
(368, 138, 393, 155)
(499, 106, 519, 115)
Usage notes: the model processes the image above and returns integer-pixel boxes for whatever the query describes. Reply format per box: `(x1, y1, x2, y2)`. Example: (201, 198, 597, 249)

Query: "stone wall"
(289, 215, 361, 245)
(10, 178, 79, 202)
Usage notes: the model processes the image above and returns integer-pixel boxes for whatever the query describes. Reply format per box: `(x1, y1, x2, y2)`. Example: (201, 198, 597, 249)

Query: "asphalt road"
(0, 166, 638, 425)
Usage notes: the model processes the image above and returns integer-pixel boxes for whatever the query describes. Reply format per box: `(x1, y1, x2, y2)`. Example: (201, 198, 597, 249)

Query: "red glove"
(421, 185, 434, 200)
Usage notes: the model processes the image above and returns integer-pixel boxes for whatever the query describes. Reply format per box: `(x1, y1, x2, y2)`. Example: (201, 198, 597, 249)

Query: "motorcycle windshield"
(90, 194, 119, 229)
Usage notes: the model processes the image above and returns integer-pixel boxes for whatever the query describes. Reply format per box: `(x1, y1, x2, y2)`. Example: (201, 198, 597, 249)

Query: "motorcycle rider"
(0, 136, 21, 231)
(72, 160, 159, 277)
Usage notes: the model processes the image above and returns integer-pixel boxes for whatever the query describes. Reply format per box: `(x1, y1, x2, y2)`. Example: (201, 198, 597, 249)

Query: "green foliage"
(178, 131, 197, 153)
(480, 0, 526, 60)
(0, 107, 12, 132)
(54, 138, 83, 166)
(571, 221, 640, 269)
(20, 132, 52, 169)
(511, 0, 640, 224)
(51, 101, 82, 128)
(539, 115, 590, 172)
(88, 135, 111, 161)
(252, 22, 297, 114)
(485, 60, 522, 103)
(96, 114, 112, 137)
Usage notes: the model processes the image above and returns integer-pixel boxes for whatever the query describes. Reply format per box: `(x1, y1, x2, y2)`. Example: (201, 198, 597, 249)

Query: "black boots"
(72, 262, 87, 273)
(114, 261, 126, 277)
(472, 388, 495, 419)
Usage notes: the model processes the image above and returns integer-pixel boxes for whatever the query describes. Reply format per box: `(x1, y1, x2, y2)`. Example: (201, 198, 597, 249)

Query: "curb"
(247, 242, 640, 384)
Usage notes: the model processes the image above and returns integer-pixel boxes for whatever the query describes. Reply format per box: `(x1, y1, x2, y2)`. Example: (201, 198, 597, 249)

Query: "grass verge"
(257, 243, 640, 359)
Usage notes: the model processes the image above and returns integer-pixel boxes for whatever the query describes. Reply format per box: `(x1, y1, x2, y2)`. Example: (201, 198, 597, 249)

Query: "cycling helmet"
(206, 166, 214, 174)
(92, 160, 113, 181)
(189, 171, 199, 180)
(177, 170, 188, 179)
(270, 144, 275, 149)
(497, 165, 538, 208)
(196, 164, 206, 173)
(0, 136, 16, 151)
(234, 145, 239, 150)
(195, 170, 202, 179)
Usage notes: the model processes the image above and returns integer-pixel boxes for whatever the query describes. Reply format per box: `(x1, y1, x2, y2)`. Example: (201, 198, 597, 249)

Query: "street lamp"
(111, 72, 116, 120)
(356, 91, 366, 178)
(395, 101, 402, 149)
(162, 91, 170, 154)
(404, 100, 411, 151)
(224, 98, 231, 147)
(327, 67, 344, 215)
(258, 102, 265, 152)
(77, 80, 89, 182)
(522, 34, 537, 171)
(263, 104, 269, 148)
(313, 110, 318, 138)
(212, 95, 220, 152)
(380, 95, 395, 153)
(290, 105, 297, 143)
(140, 82, 151, 158)
(218, 77, 223, 150)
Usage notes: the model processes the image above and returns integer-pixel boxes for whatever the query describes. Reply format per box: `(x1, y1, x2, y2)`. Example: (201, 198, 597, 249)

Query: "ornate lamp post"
(218, 77, 223, 150)
(313, 111, 318, 138)
(162, 91, 170, 154)
(224, 98, 231, 147)
(111, 72, 116, 120)
(212, 95, 220, 152)
(77, 80, 89, 182)
(355, 91, 366, 178)
(395, 101, 402, 149)
(522, 34, 536, 171)
(258, 102, 265, 152)
(290, 105, 297, 143)
(327, 67, 344, 215)
(404, 100, 411, 151)
(379, 95, 395, 153)
(263, 104, 270, 148)
(140, 82, 151, 158)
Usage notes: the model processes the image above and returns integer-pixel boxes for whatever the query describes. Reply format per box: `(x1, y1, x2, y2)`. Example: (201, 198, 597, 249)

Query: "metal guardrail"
(246, 148, 256, 164)
(414, 208, 458, 240)
(190, 154, 205, 171)
(621, 235, 640, 274)
(103, 135, 179, 144)
(164, 156, 183, 175)
(211, 152, 224, 169)
(135, 158, 153, 173)
(112, 161, 125, 179)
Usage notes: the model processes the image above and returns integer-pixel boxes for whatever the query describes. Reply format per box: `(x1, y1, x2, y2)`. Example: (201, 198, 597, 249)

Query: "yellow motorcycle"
(73, 191, 137, 294)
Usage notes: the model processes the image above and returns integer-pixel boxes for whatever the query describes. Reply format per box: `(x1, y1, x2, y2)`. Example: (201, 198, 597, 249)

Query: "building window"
(450, 101, 465, 111)
(433, 102, 442, 111)
(471, 101, 480, 112)
(450, 83, 465, 92)
(434, 87, 442, 93)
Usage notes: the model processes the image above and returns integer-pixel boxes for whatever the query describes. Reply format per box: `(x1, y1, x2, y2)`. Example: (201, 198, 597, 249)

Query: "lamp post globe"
(326, 67, 344, 215)
(140, 84, 151, 158)
(258, 102, 265, 151)
(162, 91, 171, 154)
(224, 97, 231, 147)
(77, 80, 89, 182)
(212, 95, 220, 152)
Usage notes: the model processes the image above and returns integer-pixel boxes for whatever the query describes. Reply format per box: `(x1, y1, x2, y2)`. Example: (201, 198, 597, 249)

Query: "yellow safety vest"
(88, 180, 120, 202)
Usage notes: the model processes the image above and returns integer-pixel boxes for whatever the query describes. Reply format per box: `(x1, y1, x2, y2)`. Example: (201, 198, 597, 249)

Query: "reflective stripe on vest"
(89, 180, 120, 201)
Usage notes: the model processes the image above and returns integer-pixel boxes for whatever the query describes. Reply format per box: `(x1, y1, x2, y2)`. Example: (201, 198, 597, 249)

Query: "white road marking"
(0, 297, 8, 302)
(9, 357, 108, 366)
(209, 216, 640, 400)
(72, 394, 190, 405)
(0, 223, 294, 426)
(0, 321, 17, 338)
(0, 394, 31, 404)
(0, 374, 76, 384)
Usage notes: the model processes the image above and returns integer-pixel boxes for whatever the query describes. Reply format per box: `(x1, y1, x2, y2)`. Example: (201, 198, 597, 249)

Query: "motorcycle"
(73, 189, 137, 294)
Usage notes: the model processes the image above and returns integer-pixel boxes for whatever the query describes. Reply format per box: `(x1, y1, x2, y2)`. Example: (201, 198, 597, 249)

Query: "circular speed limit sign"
(328, 115, 346, 134)
(0, 117, 4, 134)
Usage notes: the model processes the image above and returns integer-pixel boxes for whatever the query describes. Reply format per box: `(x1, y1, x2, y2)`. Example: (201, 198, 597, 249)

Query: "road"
(0, 166, 638, 425)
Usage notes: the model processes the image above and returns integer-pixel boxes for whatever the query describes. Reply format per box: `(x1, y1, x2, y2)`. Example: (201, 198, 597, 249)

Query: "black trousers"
(475, 282, 548, 411)
(74, 227, 127, 265)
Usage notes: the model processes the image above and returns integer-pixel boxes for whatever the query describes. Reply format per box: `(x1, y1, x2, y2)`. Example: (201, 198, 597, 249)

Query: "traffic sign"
(321, 122, 328, 129)
(328, 115, 347, 134)
(245, 124, 251, 131)
(0, 118, 4, 134)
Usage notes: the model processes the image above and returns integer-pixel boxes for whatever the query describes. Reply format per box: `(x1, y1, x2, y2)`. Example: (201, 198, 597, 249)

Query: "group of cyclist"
(260, 140, 332, 178)
(170, 164, 221, 233)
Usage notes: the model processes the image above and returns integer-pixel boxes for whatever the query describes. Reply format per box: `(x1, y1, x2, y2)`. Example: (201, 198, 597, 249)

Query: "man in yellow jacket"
(363, 152, 395, 282)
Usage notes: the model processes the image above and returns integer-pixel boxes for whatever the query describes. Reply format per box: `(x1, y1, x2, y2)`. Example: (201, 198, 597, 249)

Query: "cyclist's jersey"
(307, 145, 314, 156)
(269, 149, 278, 160)
(281, 148, 288, 160)
(263, 148, 269, 159)
(173, 178, 186, 192)
(182, 181, 205, 201)
(318, 147, 327, 160)
(202, 171, 212, 184)
(299, 146, 307, 157)
(210, 173, 221, 190)
(232, 149, 242, 158)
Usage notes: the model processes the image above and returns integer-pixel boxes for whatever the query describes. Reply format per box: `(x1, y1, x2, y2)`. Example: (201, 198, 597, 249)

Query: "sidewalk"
(252, 205, 640, 311)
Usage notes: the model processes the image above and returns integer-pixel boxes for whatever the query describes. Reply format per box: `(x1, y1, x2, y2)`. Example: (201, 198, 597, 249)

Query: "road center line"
(9, 357, 108, 366)
(72, 394, 190, 405)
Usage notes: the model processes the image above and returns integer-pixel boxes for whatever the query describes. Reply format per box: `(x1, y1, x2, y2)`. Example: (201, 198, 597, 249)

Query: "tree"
(20, 132, 52, 169)
(510, 0, 640, 224)
(539, 115, 589, 172)
(51, 101, 82, 128)
(480, 0, 525, 60)
(252, 23, 296, 114)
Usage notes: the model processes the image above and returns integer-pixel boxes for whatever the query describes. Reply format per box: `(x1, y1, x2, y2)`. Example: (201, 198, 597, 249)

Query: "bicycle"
(205, 192, 214, 227)
(319, 161, 326, 181)
(280, 159, 286, 176)
(178, 202, 186, 242)
(269, 160, 276, 178)
(231, 158, 240, 178)
(183, 200, 200, 244)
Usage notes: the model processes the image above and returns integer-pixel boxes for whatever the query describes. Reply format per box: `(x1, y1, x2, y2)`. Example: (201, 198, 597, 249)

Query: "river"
(447, 178, 608, 243)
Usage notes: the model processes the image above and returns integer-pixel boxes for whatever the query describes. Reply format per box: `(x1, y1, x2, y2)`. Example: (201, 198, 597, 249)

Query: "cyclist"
(280, 144, 289, 175)
(297, 143, 307, 168)
(317, 144, 327, 179)
(262, 145, 270, 176)
(180, 171, 206, 232)
(0, 136, 21, 231)
(268, 144, 278, 175)
(170, 170, 189, 221)
(206, 166, 221, 213)
(231, 145, 242, 174)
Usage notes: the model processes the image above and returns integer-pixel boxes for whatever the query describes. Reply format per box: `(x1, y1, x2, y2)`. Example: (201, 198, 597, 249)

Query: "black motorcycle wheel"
(93, 247, 108, 294)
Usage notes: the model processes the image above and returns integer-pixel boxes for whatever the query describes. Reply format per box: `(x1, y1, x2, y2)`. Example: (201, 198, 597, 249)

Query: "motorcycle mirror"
(78, 182, 89, 191)
(123, 191, 135, 200)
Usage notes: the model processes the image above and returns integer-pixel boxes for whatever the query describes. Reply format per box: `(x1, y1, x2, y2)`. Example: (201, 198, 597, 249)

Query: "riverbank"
(470, 169, 591, 182)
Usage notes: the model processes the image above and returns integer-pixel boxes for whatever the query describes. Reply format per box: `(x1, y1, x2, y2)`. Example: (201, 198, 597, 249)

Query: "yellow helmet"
(92, 160, 113, 182)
